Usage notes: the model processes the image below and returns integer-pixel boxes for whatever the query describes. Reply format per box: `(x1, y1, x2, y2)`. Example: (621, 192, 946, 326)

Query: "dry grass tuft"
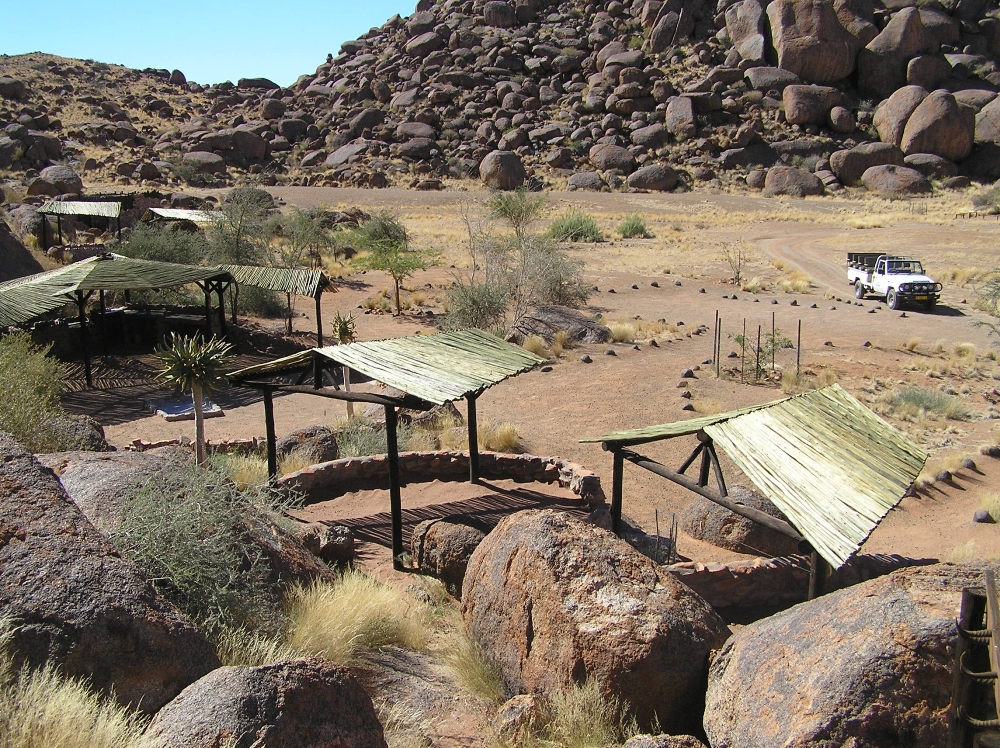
(983, 493, 1000, 522)
(217, 453, 269, 489)
(609, 322, 637, 343)
(903, 337, 921, 352)
(954, 342, 977, 359)
(780, 368, 839, 393)
(376, 700, 433, 748)
(777, 270, 813, 294)
(214, 627, 298, 668)
(692, 398, 722, 415)
(279, 450, 321, 476)
(522, 335, 550, 358)
(943, 267, 985, 288)
(880, 386, 970, 422)
(517, 680, 639, 748)
(286, 573, 430, 665)
(931, 339, 946, 354)
(442, 631, 505, 704)
(945, 541, 981, 563)
(0, 620, 148, 748)
(740, 276, 766, 294)
(479, 421, 520, 453)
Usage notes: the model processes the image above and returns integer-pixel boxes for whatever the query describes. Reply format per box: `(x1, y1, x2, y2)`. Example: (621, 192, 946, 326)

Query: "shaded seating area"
(228, 328, 545, 569)
(38, 200, 123, 247)
(0, 253, 233, 387)
(582, 385, 926, 598)
(221, 265, 332, 344)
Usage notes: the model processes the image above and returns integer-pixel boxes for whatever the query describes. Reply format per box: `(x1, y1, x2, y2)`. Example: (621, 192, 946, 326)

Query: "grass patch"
(442, 631, 505, 703)
(523, 335, 550, 358)
(376, 699, 433, 748)
(945, 541, 980, 563)
(609, 322, 637, 343)
(547, 209, 603, 243)
(214, 626, 299, 668)
(881, 386, 971, 422)
(740, 276, 766, 294)
(692, 398, 722, 415)
(0, 621, 148, 748)
(479, 421, 519, 452)
(983, 493, 1000, 522)
(955, 342, 976, 359)
(777, 270, 813, 293)
(216, 453, 269, 488)
(286, 573, 430, 665)
(507, 680, 639, 748)
(903, 337, 921, 352)
(617, 215, 652, 239)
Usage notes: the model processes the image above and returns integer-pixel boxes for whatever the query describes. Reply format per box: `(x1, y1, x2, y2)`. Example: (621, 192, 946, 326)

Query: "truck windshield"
(887, 260, 923, 274)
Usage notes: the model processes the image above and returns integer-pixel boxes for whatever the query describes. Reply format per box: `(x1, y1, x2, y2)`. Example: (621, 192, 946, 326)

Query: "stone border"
(665, 553, 937, 610)
(276, 450, 606, 506)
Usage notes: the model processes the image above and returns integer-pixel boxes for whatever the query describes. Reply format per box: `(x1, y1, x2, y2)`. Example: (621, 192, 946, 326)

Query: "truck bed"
(847, 252, 882, 270)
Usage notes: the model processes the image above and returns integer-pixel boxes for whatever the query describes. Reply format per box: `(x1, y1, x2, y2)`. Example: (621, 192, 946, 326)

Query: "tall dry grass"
(285, 572, 430, 665)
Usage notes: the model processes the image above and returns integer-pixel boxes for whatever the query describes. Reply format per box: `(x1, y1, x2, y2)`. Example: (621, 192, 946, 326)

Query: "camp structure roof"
(0, 253, 230, 327)
(229, 328, 546, 406)
(221, 264, 331, 298)
(38, 201, 122, 219)
(583, 385, 926, 569)
(144, 208, 223, 223)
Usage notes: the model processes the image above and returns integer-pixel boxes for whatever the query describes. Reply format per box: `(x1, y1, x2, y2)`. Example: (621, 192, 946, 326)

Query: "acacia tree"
(212, 186, 275, 323)
(274, 208, 335, 333)
(157, 333, 234, 464)
(353, 212, 431, 315)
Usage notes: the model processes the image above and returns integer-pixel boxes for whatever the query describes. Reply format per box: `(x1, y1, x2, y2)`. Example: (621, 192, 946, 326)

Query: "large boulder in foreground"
(704, 563, 993, 748)
(679, 485, 800, 558)
(766, 0, 861, 83)
(874, 85, 929, 146)
(0, 221, 42, 283)
(143, 658, 388, 748)
(462, 509, 730, 731)
(0, 433, 218, 714)
(830, 141, 905, 186)
(480, 150, 526, 190)
(763, 166, 824, 197)
(858, 7, 936, 100)
(900, 89, 975, 162)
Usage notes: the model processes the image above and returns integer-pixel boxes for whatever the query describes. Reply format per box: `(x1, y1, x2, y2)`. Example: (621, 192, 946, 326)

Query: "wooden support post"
(231, 284, 239, 325)
(385, 404, 405, 571)
(312, 351, 323, 390)
(99, 289, 108, 356)
(203, 284, 212, 338)
(611, 449, 624, 537)
(698, 445, 711, 487)
(41, 213, 46, 250)
(76, 291, 92, 389)
(706, 440, 729, 497)
(116, 215, 122, 239)
(712, 310, 718, 365)
(771, 311, 776, 372)
(677, 441, 705, 475)
(57, 215, 62, 245)
(315, 294, 323, 347)
(216, 283, 226, 334)
(467, 394, 480, 484)
(808, 549, 828, 600)
(796, 319, 802, 377)
(263, 388, 277, 479)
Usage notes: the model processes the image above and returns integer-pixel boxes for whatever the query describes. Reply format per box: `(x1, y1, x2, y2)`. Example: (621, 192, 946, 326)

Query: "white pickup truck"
(848, 253, 941, 311)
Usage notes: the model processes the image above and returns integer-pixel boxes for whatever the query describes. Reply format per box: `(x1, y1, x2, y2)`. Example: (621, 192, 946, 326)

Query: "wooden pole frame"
(385, 403, 405, 570)
(315, 293, 324, 347)
(75, 290, 93, 388)
(467, 393, 480, 484)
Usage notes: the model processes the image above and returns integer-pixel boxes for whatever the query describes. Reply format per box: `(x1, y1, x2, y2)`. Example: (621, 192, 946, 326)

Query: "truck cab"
(847, 253, 941, 311)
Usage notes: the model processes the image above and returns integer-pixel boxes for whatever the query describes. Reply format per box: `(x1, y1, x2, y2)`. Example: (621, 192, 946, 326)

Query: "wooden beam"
(620, 449, 804, 542)
(263, 387, 277, 479)
(385, 404, 404, 571)
(611, 449, 624, 537)
(706, 440, 729, 497)
(467, 393, 479, 484)
(238, 381, 433, 410)
(808, 549, 828, 600)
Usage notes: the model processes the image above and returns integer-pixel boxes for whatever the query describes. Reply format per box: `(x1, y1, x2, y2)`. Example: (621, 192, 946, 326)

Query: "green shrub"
(443, 279, 509, 335)
(882, 386, 971, 421)
(116, 223, 215, 265)
(0, 332, 88, 453)
(547, 209, 603, 243)
(334, 418, 412, 458)
(110, 460, 292, 635)
(617, 215, 652, 239)
(233, 284, 286, 318)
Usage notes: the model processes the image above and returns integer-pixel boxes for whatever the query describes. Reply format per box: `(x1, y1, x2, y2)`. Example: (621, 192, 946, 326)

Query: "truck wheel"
(887, 289, 899, 310)
(855, 281, 866, 299)
(925, 298, 936, 312)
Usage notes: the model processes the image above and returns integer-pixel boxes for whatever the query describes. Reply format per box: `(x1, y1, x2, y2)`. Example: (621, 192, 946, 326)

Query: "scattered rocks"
(297, 522, 355, 565)
(763, 165, 824, 197)
(480, 151, 526, 190)
(412, 519, 486, 593)
(974, 508, 994, 523)
(510, 305, 612, 345)
(860, 164, 932, 196)
(679, 485, 801, 558)
(276, 425, 339, 464)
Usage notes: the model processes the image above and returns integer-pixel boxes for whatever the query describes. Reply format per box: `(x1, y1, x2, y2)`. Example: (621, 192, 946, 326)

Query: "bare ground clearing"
(88, 187, 1000, 567)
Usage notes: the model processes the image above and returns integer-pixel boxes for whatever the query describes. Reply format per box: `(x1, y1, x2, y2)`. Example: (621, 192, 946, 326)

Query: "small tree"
(273, 208, 336, 333)
(353, 213, 431, 315)
(332, 311, 357, 417)
(722, 240, 753, 285)
(487, 189, 547, 244)
(157, 333, 235, 464)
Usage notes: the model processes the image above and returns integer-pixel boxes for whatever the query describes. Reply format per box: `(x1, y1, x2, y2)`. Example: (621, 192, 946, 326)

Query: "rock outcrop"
(462, 509, 730, 732)
(704, 563, 993, 748)
(0, 433, 218, 714)
(412, 519, 485, 593)
(679, 485, 801, 558)
(143, 659, 388, 748)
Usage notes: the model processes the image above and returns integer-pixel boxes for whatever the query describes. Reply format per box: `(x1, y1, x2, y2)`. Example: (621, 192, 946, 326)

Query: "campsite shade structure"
(0, 253, 232, 387)
(142, 208, 224, 223)
(38, 200, 123, 246)
(221, 265, 333, 344)
(581, 385, 926, 597)
(228, 328, 545, 569)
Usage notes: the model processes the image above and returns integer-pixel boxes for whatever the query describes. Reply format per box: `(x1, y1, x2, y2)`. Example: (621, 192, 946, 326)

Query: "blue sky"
(2, 1, 417, 87)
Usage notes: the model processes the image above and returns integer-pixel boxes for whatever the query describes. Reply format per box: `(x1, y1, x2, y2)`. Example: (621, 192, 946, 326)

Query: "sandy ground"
(72, 186, 1000, 567)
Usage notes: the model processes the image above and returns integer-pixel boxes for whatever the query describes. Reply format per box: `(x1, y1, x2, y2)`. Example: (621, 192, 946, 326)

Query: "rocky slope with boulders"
(6, 0, 1000, 199)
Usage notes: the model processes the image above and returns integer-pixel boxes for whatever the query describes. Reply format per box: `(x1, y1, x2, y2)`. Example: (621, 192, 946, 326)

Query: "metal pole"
(611, 449, 624, 537)
(217, 284, 226, 334)
(76, 291, 92, 388)
(315, 295, 323, 347)
(385, 404, 405, 571)
(467, 394, 480, 484)
(99, 289, 108, 356)
(263, 387, 277, 479)
(57, 216, 62, 245)
(772, 311, 776, 372)
(741, 318, 746, 383)
(796, 319, 802, 377)
(202, 284, 212, 338)
(712, 310, 718, 365)
(756, 325, 761, 381)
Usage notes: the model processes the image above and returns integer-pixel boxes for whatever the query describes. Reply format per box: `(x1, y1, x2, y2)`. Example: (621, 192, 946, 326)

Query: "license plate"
(915, 295, 928, 301)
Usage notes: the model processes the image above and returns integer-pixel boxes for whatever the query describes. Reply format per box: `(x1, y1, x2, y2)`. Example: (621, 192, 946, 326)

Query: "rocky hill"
(5, 0, 1000, 198)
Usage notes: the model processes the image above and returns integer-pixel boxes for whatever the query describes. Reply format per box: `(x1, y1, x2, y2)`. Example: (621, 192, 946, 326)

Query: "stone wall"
(276, 449, 606, 506)
(665, 553, 938, 610)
